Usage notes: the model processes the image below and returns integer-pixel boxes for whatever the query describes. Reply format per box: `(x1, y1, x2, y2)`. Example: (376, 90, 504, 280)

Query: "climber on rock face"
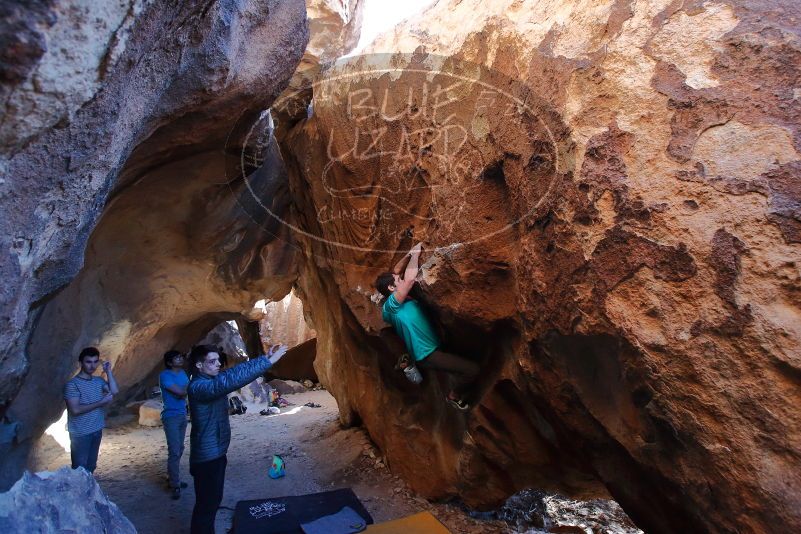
(375, 242, 480, 411)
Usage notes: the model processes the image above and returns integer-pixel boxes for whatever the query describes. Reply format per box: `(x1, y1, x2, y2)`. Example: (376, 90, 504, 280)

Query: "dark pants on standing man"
(163, 415, 187, 488)
(418, 350, 480, 398)
(70, 429, 103, 473)
(190, 455, 227, 534)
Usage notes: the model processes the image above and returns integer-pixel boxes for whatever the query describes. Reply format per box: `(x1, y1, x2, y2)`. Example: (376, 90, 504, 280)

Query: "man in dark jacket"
(187, 343, 287, 534)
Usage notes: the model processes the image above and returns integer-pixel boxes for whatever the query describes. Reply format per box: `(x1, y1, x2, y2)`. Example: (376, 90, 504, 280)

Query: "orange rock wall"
(280, 1, 801, 533)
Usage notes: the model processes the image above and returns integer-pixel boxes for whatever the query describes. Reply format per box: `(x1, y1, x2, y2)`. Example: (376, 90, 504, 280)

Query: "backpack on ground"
(228, 395, 246, 415)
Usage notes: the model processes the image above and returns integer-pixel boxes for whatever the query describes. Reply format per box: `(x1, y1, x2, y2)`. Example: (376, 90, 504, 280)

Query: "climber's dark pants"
(190, 455, 227, 534)
(418, 350, 480, 398)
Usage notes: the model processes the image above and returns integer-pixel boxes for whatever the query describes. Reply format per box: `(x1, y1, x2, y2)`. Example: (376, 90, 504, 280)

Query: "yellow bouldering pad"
(364, 511, 451, 533)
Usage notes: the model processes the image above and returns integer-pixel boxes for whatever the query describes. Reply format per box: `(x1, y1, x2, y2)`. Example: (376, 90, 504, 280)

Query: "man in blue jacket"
(187, 343, 287, 534)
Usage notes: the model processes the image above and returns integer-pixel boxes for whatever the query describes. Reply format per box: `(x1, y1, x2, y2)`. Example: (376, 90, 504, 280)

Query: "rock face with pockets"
(278, 1, 801, 533)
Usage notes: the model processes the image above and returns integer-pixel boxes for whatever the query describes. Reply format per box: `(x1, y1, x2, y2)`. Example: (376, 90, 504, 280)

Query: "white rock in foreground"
(0, 466, 136, 533)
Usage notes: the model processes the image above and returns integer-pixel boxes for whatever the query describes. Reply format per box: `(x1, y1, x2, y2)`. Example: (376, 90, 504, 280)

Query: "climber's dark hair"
(188, 344, 219, 375)
(78, 347, 100, 362)
(375, 272, 395, 298)
(163, 350, 183, 369)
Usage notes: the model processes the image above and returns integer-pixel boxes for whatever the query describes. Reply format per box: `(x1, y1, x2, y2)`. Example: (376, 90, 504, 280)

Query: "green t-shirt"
(382, 294, 440, 361)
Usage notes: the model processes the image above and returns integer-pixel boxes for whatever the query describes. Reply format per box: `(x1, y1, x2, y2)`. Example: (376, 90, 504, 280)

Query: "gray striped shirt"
(64, 376, 108, 437)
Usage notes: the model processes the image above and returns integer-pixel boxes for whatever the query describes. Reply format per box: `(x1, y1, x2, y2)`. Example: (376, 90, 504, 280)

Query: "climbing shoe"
(446, 396, 470, 411)
(394, 353, 412, 370)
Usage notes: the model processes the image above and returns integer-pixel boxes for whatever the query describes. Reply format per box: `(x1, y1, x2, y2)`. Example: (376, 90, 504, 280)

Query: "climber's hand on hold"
(397, 244, 423, 304)
(267, 344, 288, 365)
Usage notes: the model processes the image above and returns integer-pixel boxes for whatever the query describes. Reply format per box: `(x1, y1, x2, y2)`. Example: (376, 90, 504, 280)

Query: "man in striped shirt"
(63, 347, 119, 473)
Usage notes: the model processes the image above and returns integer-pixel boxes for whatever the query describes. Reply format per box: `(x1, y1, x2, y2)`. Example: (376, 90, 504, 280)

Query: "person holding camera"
(63, 347, 119, 473)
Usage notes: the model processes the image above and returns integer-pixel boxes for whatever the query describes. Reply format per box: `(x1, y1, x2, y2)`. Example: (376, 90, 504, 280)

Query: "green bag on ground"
(269, 455, 285, 479)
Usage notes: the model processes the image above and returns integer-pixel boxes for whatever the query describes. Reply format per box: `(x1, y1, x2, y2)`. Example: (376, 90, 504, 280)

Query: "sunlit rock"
(138, 400, 163, 428)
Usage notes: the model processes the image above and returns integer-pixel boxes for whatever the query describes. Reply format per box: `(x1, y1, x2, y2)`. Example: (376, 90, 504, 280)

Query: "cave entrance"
(110, 291, 323, 422)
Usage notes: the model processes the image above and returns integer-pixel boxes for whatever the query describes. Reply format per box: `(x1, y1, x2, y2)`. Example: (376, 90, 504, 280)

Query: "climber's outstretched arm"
(391, 252, 412, 276)
(394, 243, 422, 304)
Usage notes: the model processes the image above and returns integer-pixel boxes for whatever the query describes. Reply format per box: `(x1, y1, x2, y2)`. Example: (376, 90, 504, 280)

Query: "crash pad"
(233, 488, 373, 534)
(364, 511, 450, 533)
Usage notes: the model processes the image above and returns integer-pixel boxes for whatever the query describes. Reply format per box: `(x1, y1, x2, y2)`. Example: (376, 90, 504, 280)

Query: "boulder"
(0, 466, 135, 533)
(238, 383, 255, 404)
(238, 378, 271, 404)
(199, 322, 249, 362)
(267, 338, 319, 381)
(268, 379, 307, 395)
(260, 291, 316, 350)
(280, 1, 801, 533)
(2, 1, 799, 533)
(138, 400, 163, 427)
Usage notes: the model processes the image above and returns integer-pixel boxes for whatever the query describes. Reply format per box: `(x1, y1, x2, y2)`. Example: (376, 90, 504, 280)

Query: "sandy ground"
(39, 389, 505, 533)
